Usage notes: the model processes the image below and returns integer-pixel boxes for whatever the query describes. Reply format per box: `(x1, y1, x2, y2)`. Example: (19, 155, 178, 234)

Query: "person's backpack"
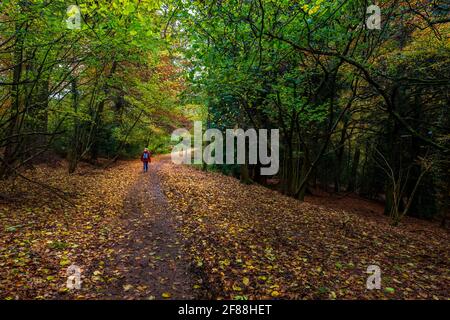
(143, 152, 149, 160)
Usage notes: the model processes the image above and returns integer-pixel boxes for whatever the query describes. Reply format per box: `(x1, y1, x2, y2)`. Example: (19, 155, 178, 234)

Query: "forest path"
(103, 158, 194, 299)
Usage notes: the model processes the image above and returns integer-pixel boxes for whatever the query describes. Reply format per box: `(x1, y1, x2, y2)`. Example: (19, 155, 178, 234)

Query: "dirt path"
(103, 159, 194, 299)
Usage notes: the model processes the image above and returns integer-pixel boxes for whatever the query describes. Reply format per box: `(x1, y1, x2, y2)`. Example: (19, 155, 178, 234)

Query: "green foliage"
(171, 0, 450, 223)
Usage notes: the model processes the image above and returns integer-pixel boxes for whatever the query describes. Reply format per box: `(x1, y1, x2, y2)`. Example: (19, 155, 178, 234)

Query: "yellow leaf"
(59, 259, 70, 266)
(232, 284, 242, 291)
(123, 284, 133, 291)
(271, 291, 280, 297)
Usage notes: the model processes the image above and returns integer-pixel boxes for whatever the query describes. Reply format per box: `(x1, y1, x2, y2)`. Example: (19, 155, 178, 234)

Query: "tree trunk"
(334, 118, 348, 192)
(297, 155, 309, 201)
(347, 146, 360, 192)
(90, 61, 118, 162)
(68, 78, 80, 174)
(0, 22, 25, 179)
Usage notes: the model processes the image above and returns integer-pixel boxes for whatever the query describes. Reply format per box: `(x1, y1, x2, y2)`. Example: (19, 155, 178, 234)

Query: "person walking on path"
(141, 148, 152, 173)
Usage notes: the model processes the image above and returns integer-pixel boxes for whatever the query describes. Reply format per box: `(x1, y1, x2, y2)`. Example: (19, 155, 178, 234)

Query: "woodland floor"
(0, 156, 449, 300)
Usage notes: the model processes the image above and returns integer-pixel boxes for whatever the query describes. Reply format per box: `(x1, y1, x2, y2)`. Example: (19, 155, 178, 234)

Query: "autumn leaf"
(123, 284, 133, 292)
(59, 259, 71, 267)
